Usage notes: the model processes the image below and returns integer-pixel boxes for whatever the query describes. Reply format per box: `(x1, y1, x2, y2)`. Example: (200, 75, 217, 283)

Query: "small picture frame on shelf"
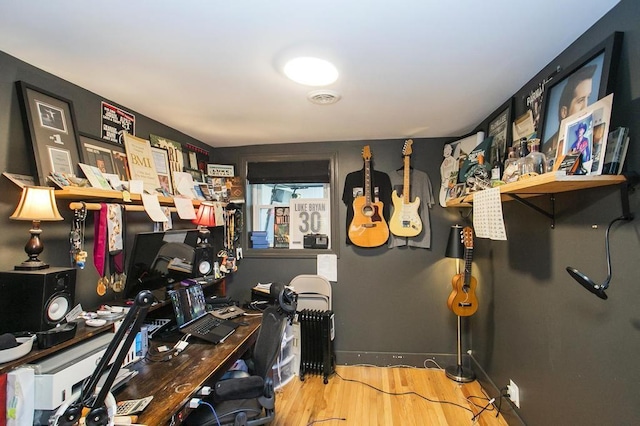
(151, 146, 173, 195)
(486, 98, 513, 162)
(79, 133, 129, 179)
(184, 167, 204, 183)
(207, 164, 235, 177)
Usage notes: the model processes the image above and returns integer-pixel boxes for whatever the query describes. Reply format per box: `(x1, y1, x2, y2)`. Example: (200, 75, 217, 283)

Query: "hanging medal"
(70, 203, 87, 269)
(94, 203, 109, 296)
(107, 204, 125, 292)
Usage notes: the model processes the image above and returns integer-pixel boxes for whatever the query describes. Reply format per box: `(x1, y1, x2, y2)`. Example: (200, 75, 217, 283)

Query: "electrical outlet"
(507, 379, 520, 408)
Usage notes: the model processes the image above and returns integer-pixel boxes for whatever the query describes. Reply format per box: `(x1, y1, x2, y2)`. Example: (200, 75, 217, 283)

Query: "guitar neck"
(402, 155, 410, 203)
(464, 247, 473, 287)
(364, 158, 372, 205)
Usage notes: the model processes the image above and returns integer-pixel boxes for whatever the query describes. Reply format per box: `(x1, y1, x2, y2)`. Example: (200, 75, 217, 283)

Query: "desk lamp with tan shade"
(10, 186, 63, 270)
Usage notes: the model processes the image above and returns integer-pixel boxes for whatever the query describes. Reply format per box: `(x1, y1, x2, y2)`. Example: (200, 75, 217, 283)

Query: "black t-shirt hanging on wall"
(342, 168, 392, 245)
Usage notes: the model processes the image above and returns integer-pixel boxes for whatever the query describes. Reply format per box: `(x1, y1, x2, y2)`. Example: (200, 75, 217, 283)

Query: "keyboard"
(193, 316, 222, 335)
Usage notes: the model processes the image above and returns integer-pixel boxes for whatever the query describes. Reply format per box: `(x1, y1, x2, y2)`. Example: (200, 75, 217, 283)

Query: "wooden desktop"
(116, 314, 261, 425)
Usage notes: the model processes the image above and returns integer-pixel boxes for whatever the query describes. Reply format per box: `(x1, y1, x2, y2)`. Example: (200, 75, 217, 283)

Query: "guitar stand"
(445, 314, 475, 383)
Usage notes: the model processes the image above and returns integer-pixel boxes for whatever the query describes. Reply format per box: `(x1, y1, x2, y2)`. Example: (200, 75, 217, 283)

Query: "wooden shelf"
(445, 172, 627, 208)
(54, 186, 202, 206)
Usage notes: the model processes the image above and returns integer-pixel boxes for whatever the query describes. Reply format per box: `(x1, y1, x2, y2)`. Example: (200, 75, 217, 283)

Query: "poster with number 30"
(288, 199, 330, 249)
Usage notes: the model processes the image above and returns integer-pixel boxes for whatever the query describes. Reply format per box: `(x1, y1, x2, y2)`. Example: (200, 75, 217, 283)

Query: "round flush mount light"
(283, 57, 339, 86)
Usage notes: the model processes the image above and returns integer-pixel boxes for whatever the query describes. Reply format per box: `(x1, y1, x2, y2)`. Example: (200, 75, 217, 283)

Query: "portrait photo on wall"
(539, 32, 622, 161)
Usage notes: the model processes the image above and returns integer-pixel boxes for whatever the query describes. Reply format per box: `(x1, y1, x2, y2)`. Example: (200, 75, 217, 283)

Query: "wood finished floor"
(273, 365, 510, 426)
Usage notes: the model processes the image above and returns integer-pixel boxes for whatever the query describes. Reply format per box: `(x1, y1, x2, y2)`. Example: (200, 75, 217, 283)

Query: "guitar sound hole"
(362, 205, 374, 217)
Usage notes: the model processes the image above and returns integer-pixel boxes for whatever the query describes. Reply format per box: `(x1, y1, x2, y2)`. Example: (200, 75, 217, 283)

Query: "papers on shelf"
(173, 197, 197, 219)
(141, 193, 168, 222)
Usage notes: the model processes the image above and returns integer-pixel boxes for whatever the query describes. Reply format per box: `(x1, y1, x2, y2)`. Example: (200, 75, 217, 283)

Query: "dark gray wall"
(0, 52, 211, 309)
(213, 139, 461, 359)
(471, 1, 640, 425)
(215, 2, 640, 425)
(0, 1, 639, 424)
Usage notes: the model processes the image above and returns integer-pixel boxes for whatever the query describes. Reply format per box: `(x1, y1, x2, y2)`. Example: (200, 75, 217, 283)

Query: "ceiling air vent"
(307, 90, 341, 105)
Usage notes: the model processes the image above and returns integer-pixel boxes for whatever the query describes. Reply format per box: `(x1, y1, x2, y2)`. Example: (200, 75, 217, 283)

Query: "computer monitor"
(123, 229, 199, 300)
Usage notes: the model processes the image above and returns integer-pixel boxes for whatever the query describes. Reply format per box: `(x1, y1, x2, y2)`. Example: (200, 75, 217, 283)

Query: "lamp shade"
(10, 186, 63, 221)
(193, 202, 216, 227)
(445, 225, 464, 259)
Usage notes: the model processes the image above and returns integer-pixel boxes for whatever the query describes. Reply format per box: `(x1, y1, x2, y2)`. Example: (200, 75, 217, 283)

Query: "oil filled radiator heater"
(298, 309, 335, 384)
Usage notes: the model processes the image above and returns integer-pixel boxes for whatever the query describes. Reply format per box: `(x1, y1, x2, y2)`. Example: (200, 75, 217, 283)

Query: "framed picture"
(539, 32, 623, 161)
(207, 163, 235, 177)
(554, 94, 613, 175)
(150, 134, 185, 189)
(184, 167, 204, 183)
(151, 146, 173, 195)
(486, 97, 513, 163)
(78, 132, 128, 179)
(123, 132, 161, 194)
(15, 81, 82, 185)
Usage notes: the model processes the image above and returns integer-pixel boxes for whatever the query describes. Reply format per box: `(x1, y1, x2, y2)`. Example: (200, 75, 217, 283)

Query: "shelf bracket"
(505, 193, 556, 228)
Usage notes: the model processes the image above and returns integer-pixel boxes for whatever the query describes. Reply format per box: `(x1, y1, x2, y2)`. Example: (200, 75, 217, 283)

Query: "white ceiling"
(0, 1, 619, 148)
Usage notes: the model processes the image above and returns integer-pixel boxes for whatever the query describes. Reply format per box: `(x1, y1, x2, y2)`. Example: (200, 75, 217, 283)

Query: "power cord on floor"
(335, 370, 475, 416)
(306, 417, 347, 426)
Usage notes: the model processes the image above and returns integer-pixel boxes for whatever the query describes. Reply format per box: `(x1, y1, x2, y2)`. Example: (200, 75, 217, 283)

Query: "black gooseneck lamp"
(566, 181, 635, 299)
(566, 214, 633, 300)
(444, 224, 475, 383)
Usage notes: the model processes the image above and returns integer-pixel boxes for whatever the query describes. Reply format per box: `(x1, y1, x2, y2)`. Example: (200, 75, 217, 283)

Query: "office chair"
(185, 284, 296, 426)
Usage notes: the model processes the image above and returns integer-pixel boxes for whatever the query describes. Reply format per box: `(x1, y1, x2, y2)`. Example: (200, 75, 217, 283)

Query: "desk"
(116, 315, 261, 425)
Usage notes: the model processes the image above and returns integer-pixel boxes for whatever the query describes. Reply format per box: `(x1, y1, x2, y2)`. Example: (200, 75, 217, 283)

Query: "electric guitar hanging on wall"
(447, 226, 479, 316)
(389, 139, 422, 237)
(349, 145, 390, 247)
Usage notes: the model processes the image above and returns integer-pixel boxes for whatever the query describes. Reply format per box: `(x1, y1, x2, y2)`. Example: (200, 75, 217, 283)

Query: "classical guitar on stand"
(447, 226, 478, 316)
(349, 145, 390, 247)
(389, 139, 422, 237)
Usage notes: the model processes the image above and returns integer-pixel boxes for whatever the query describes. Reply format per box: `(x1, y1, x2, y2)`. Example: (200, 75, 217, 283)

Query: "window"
(241, 152, 339, 258)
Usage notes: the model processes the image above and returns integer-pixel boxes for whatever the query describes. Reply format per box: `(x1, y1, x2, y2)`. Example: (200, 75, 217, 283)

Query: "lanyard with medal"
(70, 203, 88, 268)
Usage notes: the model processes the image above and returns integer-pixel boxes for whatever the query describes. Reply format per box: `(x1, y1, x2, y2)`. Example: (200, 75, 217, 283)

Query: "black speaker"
(193, 245, 213, 277)
(0, 267, 76, 334)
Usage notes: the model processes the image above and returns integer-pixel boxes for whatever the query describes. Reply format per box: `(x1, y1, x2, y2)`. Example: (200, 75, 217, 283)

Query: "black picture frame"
(539, 32, 623, 160)
(16, 81, 83, 186)
(184, 167, 204, 183)
(78, 132, 130, 182)
(486, 97, 514, 163)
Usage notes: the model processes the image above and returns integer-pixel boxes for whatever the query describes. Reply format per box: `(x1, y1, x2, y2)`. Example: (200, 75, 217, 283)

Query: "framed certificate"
(123, 133, 161, 194)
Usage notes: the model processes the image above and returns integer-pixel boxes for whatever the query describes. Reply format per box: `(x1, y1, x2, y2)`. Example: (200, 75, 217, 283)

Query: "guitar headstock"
(402, 139, 413, 156)
(463, 226, 474, 249)
(362, 145, 372, 161)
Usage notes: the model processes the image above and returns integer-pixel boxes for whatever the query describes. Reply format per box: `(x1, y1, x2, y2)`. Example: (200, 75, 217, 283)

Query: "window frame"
(240, 151, 340, 259)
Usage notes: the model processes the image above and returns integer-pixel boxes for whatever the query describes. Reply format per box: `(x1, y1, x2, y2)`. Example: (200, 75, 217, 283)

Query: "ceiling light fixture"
(284, 57, 338, 86)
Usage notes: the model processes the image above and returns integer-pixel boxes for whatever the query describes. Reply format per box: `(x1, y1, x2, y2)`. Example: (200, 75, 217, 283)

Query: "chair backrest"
(289, 274, 332, 310)
(252, 306, 288, 378)
(151, 242, 195, 274)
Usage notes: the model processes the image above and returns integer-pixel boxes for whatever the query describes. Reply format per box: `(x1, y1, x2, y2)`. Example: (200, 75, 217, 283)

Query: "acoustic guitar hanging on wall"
(389, 139, 422, 237)
(447, 226, 479, 316)
(349, 145, 389, 248)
